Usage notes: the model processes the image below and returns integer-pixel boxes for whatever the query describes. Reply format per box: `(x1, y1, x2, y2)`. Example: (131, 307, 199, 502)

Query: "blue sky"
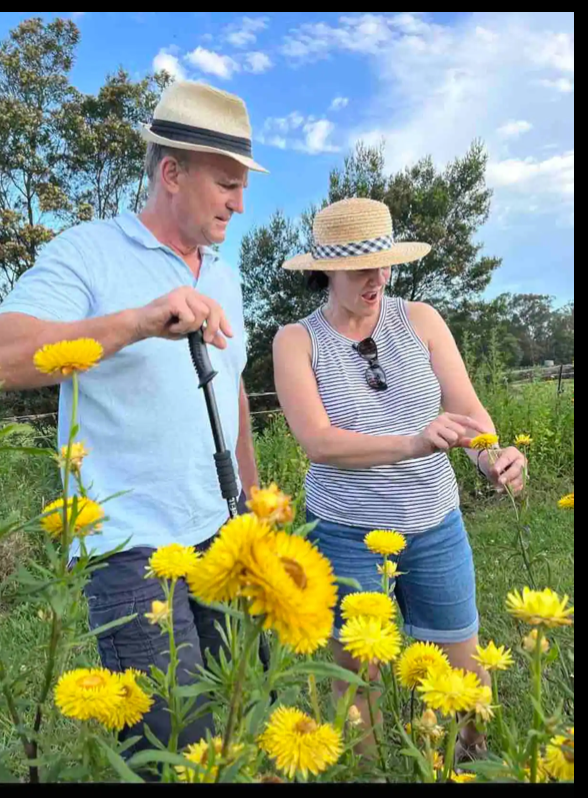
(1, 12, 575, 303)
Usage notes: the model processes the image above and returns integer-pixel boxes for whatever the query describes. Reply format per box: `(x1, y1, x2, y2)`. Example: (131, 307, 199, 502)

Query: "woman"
(273, 198, 527, 760)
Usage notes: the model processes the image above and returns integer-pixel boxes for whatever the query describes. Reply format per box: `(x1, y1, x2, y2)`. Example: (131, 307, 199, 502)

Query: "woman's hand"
(414, 413, 487, 457)
(480, 447, 528, 494)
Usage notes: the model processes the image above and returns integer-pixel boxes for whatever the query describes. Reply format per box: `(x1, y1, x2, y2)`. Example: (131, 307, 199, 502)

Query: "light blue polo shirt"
(0, 213, 247, 556)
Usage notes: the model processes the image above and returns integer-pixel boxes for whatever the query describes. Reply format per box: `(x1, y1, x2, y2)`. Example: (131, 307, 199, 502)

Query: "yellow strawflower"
(378, 561, 405, 579)
(259, 707, 343, 780)
(187, 514, 272, 604)
(148, 544, 200, 582)
(347, 705, 363, 728)
(244, 531, 337, 655)
(176, 737, 245, 783)
(417, 710, 446, 744)
(451, 773, 478, 783)
(515, 435, 534, 447)
(340, 617, 402, 666)
(145, 601, 171, 627)
(247, 484, 294, 526)
(34, 339, 103, 376)
(473, 685, 495, 723)
(55, 668, 124, 725)
(41, 496, 104, 539)
(523, 629, 551, 655)
(470, 433, 500, 450)
(473, 641, 515, 672)
(418, 668, 483, 717)
(396, 642, 451, 689)
(559, 494, 575, 510)
(341, 592, 397, 624)
(365, 530, 408, 557)
(57, 442, 90, 476)
(507, 588, 574, 628)
(545, 728, 574, 782)
(105, 670, 153, 732)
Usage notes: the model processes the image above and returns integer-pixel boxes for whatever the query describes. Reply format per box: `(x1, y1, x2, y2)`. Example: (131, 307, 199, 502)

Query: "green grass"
(0, 380, 575, 781)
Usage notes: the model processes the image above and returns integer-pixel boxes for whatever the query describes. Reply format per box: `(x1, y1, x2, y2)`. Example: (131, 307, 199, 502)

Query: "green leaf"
(0, 761, 18, 784)
(128, 749, 201, 773)
(0, 424, 20, 439)
(71, 613, 138, 644)
(95, 738, 144, 783)
(173, 682, 214, 700)
(293, 520, 318, 539)
(283, 661, 367, 687)
(0, 514, 20, 541)
(336, 576, 363, 592)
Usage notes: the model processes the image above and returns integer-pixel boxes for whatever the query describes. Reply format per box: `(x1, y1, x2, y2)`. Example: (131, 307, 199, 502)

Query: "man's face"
(173, 152, 249, 246)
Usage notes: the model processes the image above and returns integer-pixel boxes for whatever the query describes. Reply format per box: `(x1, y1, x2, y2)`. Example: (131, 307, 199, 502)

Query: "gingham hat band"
(311, 234, 396, 261)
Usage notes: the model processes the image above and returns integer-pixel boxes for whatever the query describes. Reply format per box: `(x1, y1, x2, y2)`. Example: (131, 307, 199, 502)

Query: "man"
(0, 81, 267, 750)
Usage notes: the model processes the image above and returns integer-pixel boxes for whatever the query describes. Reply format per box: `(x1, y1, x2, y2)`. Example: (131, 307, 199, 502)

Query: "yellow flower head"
(451, 773, 478, 784)
(148, 544, 200, 582)
(55, 668, 124, 725)
(545, 728, 574, 782)
(470, 433, 500, 451)
(41, 497, 104, 539)
(145, 600, 171, 627)
(378, 561, 405, 579)
(105, 670, 153, 732)
(473, 685, 495, 724)
(507, 588, 574, 628)
(176, 737, 245, 783)
(347, 705, 363, 728)
(259, 707, 343, 780)
(247, 484, 294, 526)
(416, 710, 446, 745)
(515, 435, 534, 447)
(523, 629, 551, 655)
(57, 442, 90, 475)
(418, 668, 483, 717)
(365, 530, 408, 557)
(559, 494, 575, 510)
(340, 617, 403, 666)
(245, 531, 337, 655)
(473, 641, 515, 673)
(432, 752, 445, 772)
(341, 592, 397, 624)
(396, 642, 451, 690)
(34, 339, 103, 376)
(187, 514, 272, 604)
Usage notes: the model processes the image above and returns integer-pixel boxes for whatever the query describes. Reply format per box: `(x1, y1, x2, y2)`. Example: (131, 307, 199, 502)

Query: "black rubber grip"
(215, 451, 239, 501)
(188, 329, 217, 388)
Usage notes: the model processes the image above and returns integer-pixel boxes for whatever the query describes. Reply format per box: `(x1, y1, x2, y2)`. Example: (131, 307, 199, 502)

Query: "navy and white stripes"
(300, 297, 460, 535)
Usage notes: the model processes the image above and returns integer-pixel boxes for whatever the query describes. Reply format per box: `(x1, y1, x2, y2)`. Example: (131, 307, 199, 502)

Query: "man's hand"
(482, 447, 528, 495)
(134, 287, 234, 349)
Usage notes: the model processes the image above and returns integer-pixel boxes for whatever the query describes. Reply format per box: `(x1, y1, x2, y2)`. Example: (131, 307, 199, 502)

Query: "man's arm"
(235, 380, 259, 499)
(0, 288, 233, 393)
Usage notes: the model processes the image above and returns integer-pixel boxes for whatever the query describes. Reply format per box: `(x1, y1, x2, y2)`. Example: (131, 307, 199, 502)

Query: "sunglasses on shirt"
(353, 338, 388, 392)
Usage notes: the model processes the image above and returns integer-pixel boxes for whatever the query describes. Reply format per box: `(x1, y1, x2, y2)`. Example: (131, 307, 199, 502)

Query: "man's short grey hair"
(145, 143, 191, 185)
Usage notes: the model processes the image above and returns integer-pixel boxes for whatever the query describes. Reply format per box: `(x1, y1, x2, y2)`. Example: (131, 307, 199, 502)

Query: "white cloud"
(330, 96, 350, 112)
(71, 12, 86, 18)
(185, 47, 240, 80)
(244, 52, 273, 74)
(487, 150, 574, 195)
(498, 120, 533, 139)
(225, 16, 269, 49)
(540, 77, 574, 94)
(153, 48, 186, 81)
(528, 32, 574, 73)
(282, 14, 393, 61)
(259, 112, 339, 155)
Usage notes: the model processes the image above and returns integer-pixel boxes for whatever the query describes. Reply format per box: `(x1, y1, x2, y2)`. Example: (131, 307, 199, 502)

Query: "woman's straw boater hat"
(283, 198, 431, 272)
(141, 81, 268, 173)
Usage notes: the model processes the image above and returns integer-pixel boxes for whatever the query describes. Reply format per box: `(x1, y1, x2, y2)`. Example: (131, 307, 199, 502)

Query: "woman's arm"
(407, 302, 527, 493)
(273, 323, 485, 470)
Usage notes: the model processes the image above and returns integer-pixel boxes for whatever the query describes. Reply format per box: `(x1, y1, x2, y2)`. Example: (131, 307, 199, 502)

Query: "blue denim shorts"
(308, 508, 479, 645)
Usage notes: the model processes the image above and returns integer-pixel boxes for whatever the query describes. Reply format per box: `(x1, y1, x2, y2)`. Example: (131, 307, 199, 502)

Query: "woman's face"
(328, 268, 392, 317)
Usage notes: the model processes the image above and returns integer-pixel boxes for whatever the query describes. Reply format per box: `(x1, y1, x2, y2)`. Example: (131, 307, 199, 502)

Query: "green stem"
(309, 675, 322, 724)
(0, 657, 34, 763)
(493, 673, 508, 754)
(442, 716, 459, 783)
(365, 672, 387, 778)
(383, 556, 390, 596)
(530, 627, 545, 785)
(166, 580, 180, 756)
(60, 373, 80, 574)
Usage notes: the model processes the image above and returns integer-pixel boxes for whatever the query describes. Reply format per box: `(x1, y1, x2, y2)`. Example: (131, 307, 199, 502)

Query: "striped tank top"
(300, 297, 460, 534)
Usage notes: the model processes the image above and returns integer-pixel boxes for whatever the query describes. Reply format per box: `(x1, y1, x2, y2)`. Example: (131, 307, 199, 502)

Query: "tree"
(330, 141, 502, 303)
(240, 211, 321, 395)
(0, 18, 79, 298)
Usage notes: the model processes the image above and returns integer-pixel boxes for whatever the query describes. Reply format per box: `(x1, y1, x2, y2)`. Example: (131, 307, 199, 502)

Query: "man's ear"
(159, 156, 183, 194)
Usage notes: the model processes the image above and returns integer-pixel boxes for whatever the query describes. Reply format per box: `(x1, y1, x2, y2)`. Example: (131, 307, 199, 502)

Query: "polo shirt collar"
(115, 212, 220, 262)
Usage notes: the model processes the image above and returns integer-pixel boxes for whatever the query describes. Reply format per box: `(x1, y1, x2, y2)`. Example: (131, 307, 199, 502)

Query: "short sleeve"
(0, 233, 94, 322)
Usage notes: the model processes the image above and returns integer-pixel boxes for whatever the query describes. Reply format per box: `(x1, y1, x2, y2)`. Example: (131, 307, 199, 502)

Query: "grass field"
(0, 380, 575, 781)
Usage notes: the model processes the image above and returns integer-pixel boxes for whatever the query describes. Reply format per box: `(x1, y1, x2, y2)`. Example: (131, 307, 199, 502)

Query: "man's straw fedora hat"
(141, 81, 268, 173)
(283, 198, 431, 272)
